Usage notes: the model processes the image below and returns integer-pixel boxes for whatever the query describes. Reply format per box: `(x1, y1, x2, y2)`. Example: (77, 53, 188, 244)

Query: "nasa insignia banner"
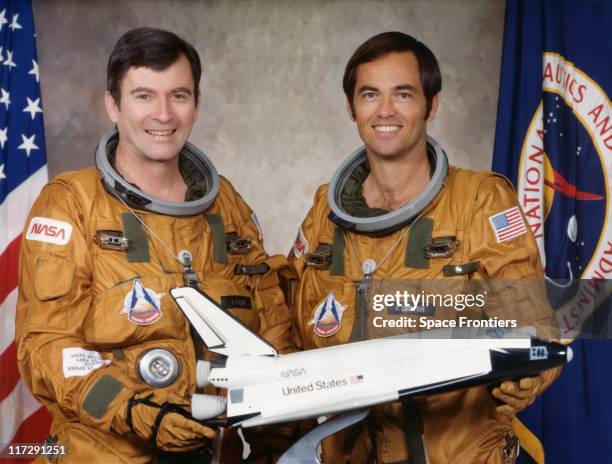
(492, 0, 611, 462)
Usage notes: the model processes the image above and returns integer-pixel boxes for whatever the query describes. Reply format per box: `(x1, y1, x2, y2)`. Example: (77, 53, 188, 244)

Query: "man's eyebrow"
(128, 87, 193, 94)
(357, 85, 379, 93)
(172, 87, 193, 94)
(394, 84, 418, 91)
(129, 87, 153, 94)
(357, 84, 418, 93)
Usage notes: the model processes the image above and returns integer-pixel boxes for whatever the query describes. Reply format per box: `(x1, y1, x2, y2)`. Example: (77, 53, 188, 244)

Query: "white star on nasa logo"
(0, 10, 7, 32)
(23, 97, 42, 120)
(9, 13, 22, 31)
(0, 127, 7, 149)
(3, 50, 16, 70)
(0, 163, 5, 180)
(18, 134, 39, 157)
(0, 88, 10, 109)
(29, 60, 39, 82)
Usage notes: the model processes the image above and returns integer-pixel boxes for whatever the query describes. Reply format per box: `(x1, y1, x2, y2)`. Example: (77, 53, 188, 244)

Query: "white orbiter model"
(170, 286, 571, 430)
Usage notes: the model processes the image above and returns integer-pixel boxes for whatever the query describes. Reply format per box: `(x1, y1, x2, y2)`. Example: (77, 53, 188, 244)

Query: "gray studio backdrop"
(33, 0, 505, 255)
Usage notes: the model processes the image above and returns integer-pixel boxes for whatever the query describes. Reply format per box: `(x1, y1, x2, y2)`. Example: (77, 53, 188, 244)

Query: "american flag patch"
(349, 374, 364, 384)
(488, 206, 527, 243)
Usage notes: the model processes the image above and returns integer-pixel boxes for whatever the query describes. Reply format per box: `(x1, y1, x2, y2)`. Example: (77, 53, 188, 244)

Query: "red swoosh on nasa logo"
(545, 169, 604, 200)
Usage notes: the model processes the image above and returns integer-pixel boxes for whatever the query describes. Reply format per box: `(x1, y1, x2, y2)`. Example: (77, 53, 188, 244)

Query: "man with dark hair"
(342, 31, 441, 119)
(16, 27, 292, 463)
(106, 27, 202, 106)
(288, 31, 558, 463)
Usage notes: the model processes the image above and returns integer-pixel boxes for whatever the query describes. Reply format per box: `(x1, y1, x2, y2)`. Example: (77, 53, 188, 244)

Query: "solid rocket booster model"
(170, 286, 571, 428)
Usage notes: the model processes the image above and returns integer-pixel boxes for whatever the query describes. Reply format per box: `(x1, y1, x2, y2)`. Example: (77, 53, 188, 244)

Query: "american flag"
(0, 0, 51, 460)
(349, 374, 364, 384)
(488, 206, 527, 243)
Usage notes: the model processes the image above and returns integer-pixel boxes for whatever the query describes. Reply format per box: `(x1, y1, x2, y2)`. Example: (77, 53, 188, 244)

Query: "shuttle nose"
(566, 346, 573, 362)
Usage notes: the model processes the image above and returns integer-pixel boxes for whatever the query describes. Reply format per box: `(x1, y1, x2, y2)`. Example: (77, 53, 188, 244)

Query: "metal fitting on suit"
(137, 348, 181, 388)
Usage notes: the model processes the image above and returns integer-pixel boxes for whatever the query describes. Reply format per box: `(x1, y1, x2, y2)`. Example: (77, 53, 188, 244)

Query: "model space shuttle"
(170, 286, 571, 429)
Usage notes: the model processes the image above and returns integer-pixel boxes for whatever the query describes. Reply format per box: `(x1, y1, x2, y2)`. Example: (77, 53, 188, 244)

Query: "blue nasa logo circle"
(541, 91, 606, 280)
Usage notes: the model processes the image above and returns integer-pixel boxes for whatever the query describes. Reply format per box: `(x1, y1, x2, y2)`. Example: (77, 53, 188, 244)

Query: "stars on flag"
(0, 0, 47, 189)
(0, 88, 10, 109)
(3, 49, 16, 69)
(9, 13, 22, 31)
(29, 60, 39, 82)
(0, 127, 7, 149)
(18, 134, 39, 157)
(0, 9, 7, 31)
(23, 97, 42, 120)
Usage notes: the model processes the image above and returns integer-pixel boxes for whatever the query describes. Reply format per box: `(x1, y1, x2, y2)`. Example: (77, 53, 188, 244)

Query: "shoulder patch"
(293, 226, 309, 258)
(488, 206, 527, 242)
(26, 217, 73, 246)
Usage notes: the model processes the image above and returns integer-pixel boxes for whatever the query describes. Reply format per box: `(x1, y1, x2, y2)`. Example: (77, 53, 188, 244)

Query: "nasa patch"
(293, 226, 309, 258)
(516, 52, 610, 337)
(309, 291, 346, 337)
(121, 279, 164, 325)
(26, 217, 73, 246)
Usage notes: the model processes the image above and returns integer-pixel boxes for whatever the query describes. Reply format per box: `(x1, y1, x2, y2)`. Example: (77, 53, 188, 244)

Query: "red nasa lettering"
(26, 217, 73, 245)
(542, 61, 586, 104)
(30, 222, 66, 240)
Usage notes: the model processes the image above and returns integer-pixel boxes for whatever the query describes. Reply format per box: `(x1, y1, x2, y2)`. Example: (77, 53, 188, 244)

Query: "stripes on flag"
(488, 206, 527, 243)
(0, 0, 52, 458)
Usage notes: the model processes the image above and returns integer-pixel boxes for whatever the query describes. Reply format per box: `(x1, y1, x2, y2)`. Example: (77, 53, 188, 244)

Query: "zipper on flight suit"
(350, 276, 372, 342)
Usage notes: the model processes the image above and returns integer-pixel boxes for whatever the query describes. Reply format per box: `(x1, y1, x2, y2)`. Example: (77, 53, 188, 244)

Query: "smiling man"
(16, 28, 292, 463)
(288, 32, 559, 463)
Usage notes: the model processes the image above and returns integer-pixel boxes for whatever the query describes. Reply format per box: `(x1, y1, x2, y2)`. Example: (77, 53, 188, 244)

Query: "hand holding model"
(112, 392, 217, 452)
(493, 369, 559, 423)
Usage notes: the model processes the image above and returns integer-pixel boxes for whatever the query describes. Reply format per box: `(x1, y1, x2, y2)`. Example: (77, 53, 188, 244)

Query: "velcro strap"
(234, 263, 270, 275)
(405, 218, 433, 269)
(82, 375, 124, 420)
(205, 213, 228, 264)
(443, 261, 480, 276)
(121, 213, 150, 263)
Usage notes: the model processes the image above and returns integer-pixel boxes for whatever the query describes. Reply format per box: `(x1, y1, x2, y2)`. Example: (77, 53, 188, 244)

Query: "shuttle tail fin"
(171, 286, 278, 357)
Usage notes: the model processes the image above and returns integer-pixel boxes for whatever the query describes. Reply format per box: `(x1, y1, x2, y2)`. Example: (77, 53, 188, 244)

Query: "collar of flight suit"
(339, 144, 438, 219)
(107, 145, 208, 202)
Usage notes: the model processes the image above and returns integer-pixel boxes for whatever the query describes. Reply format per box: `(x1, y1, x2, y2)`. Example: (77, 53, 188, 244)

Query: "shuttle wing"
(171, 286, 278, 357)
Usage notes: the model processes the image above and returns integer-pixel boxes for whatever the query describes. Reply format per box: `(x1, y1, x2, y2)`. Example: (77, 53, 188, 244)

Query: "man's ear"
(194, 91, 201, 122)
(426, 95, 439, 123)
(105, 91, 119, 123)
(345, 97, 356, 122)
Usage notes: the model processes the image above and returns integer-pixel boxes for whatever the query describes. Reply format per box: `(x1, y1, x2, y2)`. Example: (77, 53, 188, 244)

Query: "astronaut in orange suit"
(288, 32, 559, 464)
(16, 27, 291, 463)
